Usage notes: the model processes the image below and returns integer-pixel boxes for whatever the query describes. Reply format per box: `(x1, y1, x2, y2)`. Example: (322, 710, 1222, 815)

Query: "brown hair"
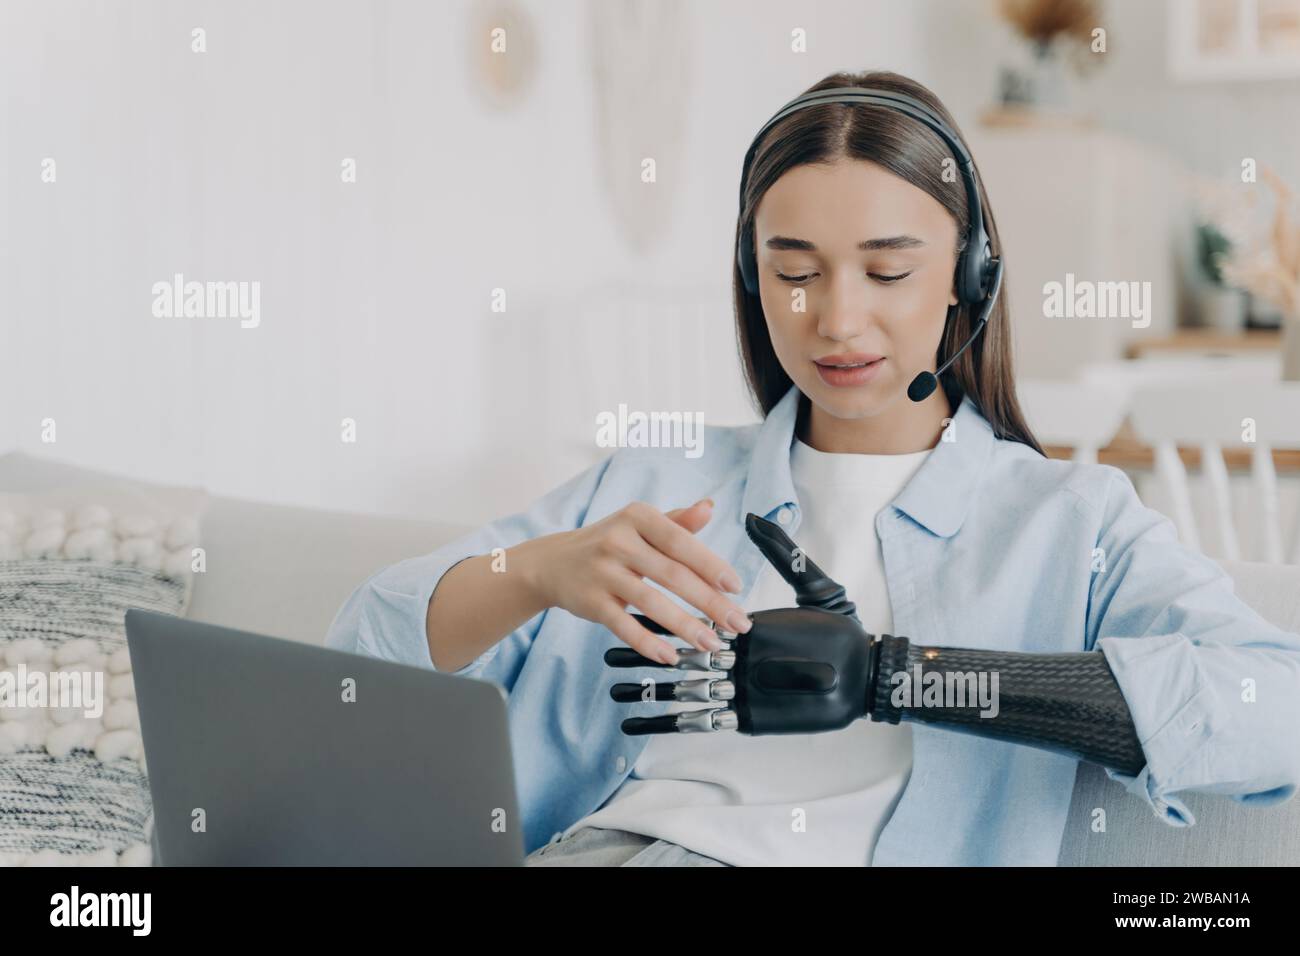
(733, 70, 1045, 456)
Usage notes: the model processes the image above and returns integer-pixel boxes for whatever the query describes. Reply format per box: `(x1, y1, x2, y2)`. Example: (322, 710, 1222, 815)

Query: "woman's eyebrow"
(764, 235, 927, 251)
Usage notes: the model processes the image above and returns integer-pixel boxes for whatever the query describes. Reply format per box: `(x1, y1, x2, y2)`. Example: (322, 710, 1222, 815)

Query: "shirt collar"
(739, 383, 997, 538)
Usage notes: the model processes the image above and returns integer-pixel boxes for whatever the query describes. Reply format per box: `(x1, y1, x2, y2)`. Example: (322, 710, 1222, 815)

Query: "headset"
(736, 87, 1005, 403)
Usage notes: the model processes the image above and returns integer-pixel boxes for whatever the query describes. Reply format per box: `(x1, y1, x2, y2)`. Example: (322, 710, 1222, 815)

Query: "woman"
(326, 70, 1300, 866)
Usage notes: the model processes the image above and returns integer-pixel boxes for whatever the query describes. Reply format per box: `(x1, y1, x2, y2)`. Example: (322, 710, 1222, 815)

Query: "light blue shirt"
(325, 384, 1300, 864)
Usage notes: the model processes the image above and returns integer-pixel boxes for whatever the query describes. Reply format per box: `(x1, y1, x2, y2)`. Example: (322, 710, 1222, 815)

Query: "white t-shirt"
(563, 436, 933, 866)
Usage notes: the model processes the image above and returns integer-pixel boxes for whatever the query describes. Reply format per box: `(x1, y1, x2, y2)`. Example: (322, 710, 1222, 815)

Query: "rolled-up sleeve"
(1084, 465, 1300, 826)
(324, 452, 616, 683)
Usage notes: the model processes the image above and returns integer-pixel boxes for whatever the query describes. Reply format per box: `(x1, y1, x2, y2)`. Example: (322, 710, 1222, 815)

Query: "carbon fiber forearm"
(868, 635, 1146, 776)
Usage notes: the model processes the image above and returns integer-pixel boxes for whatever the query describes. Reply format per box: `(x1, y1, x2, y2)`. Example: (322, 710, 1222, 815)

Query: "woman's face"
(753, 157, 960, 420)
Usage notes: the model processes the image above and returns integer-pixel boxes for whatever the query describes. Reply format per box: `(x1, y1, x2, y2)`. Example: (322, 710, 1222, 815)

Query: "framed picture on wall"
(1168, 0, 1300, 79)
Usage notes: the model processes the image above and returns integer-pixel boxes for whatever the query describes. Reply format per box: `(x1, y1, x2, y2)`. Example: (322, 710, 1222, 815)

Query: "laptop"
(124, 609, 524, 866)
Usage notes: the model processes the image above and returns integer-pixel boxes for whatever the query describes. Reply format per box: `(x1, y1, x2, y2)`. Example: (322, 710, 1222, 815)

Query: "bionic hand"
(605, 513, 1147, 777)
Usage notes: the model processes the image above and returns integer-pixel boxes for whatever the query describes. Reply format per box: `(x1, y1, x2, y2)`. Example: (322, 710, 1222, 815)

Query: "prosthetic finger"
(604, 645, 735, 672)
(609, 677, 736, 703)
(606, 614, 740, 734)
(620, 708, 740, 735)
(610, 673, 740, 735)
(744, 514, 859, 622)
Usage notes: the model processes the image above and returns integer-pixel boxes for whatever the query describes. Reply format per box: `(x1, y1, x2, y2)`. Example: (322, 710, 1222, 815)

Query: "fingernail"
(659, 645, 679, 665)
(699, 498, 714, 509)
(697, 626, 724, 651)
(726, 611, 752, 634)
(719, 570, 743, 593)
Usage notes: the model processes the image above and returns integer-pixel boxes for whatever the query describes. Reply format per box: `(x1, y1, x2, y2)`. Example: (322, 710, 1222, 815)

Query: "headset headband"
(737, 86, 995, 304)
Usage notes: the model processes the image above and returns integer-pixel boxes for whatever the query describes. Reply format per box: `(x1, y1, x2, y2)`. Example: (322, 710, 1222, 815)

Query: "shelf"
(1044, 419, 1300, 471)
(1124, 329, 1281, 358)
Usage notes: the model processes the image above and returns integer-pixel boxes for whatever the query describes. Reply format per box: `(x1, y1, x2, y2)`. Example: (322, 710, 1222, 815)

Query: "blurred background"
(5, 0, 1300, 564)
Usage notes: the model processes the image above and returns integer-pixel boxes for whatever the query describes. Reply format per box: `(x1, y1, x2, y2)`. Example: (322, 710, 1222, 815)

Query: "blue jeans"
(524, 826, 731, 867)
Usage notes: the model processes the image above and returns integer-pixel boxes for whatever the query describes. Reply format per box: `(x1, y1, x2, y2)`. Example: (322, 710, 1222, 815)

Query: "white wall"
(1, 0, 930, 525)
(5, 0, 1298, 527)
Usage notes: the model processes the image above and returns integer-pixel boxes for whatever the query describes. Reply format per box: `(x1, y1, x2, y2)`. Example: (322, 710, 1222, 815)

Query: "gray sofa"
(4, 451, 1298, 865)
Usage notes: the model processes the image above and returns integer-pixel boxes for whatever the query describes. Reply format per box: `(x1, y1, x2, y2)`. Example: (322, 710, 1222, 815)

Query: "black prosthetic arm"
(605, 513, 1147, 777)
(869, 634, 1145, 776)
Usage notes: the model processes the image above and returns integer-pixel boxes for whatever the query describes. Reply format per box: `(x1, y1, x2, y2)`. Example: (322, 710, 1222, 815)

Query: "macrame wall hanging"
(588, 0, 691, 255)
(470, 0, 539, 112)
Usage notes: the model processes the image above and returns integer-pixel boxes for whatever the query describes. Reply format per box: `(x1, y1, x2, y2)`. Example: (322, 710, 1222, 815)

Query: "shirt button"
(614, 755, 627, 774)
(776, 507, 794, 526)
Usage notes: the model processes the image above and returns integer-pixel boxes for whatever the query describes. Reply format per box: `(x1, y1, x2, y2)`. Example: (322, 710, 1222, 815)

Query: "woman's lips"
(814, 356, 886, 387)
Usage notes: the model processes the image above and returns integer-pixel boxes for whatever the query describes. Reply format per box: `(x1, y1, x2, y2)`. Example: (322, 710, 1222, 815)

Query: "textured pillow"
(0, 490, 203, 866)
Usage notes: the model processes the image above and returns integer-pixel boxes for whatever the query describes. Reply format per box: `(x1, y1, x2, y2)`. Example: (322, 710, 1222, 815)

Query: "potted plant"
(995, 0, 1103, 112)
(1195, 220, 1249, 333)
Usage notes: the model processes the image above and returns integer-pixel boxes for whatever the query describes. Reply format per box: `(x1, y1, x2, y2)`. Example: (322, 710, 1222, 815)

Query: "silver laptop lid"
(126, 609, 523, 866)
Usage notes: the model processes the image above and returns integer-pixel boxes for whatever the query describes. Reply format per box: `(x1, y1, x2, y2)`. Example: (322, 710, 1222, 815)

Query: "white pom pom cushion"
(0, 482, 204, 866)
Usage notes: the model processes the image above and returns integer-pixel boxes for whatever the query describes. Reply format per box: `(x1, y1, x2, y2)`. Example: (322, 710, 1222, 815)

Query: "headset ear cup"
(957, 235, 993, 304)
(964, 251, 982, 304)
(738, 227, 759, 296)
(953, 251, 971, 305)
